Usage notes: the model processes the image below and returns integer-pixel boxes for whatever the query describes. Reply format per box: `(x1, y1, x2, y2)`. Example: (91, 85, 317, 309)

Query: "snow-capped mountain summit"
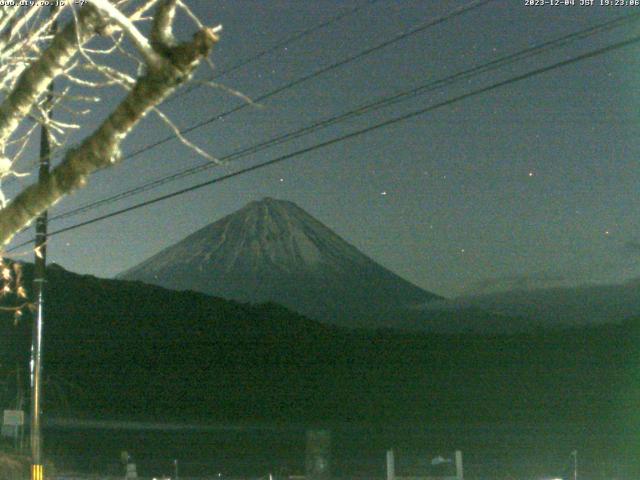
(119, 197, 441, 328)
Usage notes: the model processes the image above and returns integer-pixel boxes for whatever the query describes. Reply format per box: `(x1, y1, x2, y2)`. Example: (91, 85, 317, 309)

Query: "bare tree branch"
(151, 0, 177, 48)
(0, 5, 102, 152)
(88, 0, 163, 68)
(0, 12, 220, 246)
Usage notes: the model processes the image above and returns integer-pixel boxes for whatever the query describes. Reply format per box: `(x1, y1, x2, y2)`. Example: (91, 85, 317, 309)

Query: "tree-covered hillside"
(0, 262, 637, 433)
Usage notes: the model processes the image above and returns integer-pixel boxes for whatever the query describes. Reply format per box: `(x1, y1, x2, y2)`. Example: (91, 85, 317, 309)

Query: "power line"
(166, 0, 382, 105)
(49, 10, 640, 222)
(2, 0, 382, 190)
(90, 0, 495, 170)
(9, 32, 640, 252)
(11, 0, 497, 225)
(0, 0, 499, 245)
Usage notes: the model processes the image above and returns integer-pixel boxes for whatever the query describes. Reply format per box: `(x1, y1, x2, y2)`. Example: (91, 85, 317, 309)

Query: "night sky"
(6, 0, 640, 298)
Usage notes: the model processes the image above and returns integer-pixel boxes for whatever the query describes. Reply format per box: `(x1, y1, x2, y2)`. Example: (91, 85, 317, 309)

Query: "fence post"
(386, 449, 395, 480)
(455, 450, 463, 480)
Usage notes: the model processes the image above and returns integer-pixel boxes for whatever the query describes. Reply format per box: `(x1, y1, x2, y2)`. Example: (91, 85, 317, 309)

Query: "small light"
(381, 191, 387, 196)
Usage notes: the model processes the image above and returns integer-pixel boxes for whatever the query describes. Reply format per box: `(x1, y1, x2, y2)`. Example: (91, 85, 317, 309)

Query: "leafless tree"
(0, 0, 220, 247)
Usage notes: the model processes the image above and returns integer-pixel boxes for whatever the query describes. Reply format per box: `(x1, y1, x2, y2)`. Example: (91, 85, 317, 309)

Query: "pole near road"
(31, 8, 56, 480)
(30, 91, 52, 480)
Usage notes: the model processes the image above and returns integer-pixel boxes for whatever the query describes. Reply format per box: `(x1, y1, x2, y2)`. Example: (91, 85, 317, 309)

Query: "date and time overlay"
(526, 0, 640, 7)
(1, 0, 638, 9)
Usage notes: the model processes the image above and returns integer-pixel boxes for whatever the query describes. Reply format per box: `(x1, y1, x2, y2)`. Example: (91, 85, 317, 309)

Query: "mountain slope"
(1, 261, 635, 428)
(433, 279, 640, 327)
(1, 262, 637, 479)
(119, 197, 441, 328)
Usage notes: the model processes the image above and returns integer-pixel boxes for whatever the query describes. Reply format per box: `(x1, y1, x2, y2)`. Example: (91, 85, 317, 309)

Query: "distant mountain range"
(427, 279, 640, 327)
(119, 197, 443, 329)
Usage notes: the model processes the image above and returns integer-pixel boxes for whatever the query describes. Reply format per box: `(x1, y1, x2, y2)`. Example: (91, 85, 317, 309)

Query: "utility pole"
(30, 93, 51, 480)
(16, 365, 24, 452)
(30, 8, 56, 480)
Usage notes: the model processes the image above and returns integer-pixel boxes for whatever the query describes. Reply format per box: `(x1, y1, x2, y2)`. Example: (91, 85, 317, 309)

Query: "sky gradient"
(6, 0, 640, 298)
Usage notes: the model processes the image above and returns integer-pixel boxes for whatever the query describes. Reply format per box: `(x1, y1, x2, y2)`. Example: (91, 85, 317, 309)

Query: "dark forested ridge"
(0, 262, 637, 435)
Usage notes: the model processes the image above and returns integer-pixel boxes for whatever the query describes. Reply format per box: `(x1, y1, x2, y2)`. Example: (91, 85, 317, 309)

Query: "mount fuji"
(119, 197, 443, 329)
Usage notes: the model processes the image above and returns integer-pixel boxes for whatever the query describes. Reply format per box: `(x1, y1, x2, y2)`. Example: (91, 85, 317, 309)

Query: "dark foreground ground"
(0, 265, 638, 479)
(37, 421, 638, 480)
